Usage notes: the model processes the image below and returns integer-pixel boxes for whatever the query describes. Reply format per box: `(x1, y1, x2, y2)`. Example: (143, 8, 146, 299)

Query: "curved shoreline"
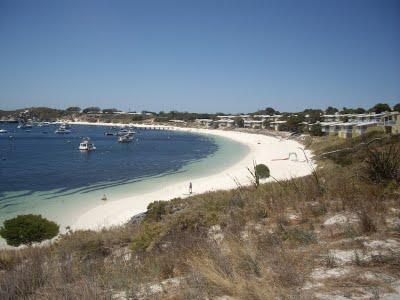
(71, 122, 314, 230)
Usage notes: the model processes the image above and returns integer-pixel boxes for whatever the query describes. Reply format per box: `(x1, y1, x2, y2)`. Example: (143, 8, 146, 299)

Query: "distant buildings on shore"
(2, 105, 400, 139)
(194, 111, 400, 139)
(318, 112, 399, 138)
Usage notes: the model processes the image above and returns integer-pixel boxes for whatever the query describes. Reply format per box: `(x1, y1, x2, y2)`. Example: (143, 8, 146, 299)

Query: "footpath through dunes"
(72, 124, 314, 230)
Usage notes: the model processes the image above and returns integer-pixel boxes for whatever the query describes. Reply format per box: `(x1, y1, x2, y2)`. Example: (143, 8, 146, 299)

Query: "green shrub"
(309, 123, 323, 136)
(255, 164, 270, 179)
(146, 201, 168, 222)
(0, 214, 59, 247)
(130, 223, 161, 253)
(76, 238, 110, 259)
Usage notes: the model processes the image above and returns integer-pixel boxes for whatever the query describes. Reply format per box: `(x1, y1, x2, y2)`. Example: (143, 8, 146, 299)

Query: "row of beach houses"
(196, 114, 286, 130)
(195, 111, 400, 138)
(318, 112, 400, 138)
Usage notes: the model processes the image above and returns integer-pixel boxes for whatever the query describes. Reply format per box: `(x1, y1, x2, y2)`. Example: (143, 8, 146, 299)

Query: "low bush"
(146, 200, 168, 222)
(363, 144, 400, 184)
(130, 223, 161, 254)
(0, 214, 59, 246)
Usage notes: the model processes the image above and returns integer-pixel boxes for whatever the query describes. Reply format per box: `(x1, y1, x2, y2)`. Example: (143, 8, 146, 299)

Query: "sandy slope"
(71, 122, 314, 230)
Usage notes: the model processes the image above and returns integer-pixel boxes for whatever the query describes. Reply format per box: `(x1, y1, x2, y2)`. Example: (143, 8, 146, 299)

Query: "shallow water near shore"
(0, 124, 248, 246)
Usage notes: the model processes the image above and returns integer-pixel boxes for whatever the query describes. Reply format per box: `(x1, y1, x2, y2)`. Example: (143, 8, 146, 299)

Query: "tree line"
(1, 102, 399, 123)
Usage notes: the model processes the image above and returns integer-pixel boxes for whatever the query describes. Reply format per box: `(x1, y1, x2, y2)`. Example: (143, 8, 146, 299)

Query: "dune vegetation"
(0, 132, 399, 299)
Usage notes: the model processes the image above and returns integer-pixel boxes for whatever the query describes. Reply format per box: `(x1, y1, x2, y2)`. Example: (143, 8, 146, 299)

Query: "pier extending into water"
(130, 125, 175, 131)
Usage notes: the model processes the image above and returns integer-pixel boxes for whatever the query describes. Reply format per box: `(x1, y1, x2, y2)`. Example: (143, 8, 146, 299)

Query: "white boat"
(118, 134, 134, 143)
(17, 122, 33, 129)
(0, 129, 7, 133)
(79, 138, 96, 151)
(55, 124, 71, 134)
(117, 128, 130, 136)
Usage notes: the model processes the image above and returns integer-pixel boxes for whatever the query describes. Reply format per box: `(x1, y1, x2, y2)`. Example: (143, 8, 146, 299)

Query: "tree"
(303, 109, 323, 123)
(0, 214, 59, 247)
(254, 107, 278, 115)
(310, 123, 323, 136)
(369, 103, 391, 114)
(264, 107, 276, 115)
(263, 120, 271, 129)
(146, 201, 168, 222)
(247, 162, 270, 188)
(325, 106, 338, 115)
(66, 106, 81, 113)
(131, 115, 144, 122)
(82, 107, 101, 114)
(29, 107, 61, 121)
(235, 118, 244, 128)
(102, 108, 119, 114)
(255, 164, 270, 178)
(284, 115, 305, 133)
(393, 103, 400, 112)
(354, 107, 366, 114)
(341, 107, 354, 114)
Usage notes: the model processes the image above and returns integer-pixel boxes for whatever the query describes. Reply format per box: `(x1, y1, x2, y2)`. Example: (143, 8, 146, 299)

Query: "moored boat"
(17, 122, 33, 129)
(55, 124, 71, 134)
(118, 134, 134, 143)
(37, 122, 50, 127)
(117, 128, 129, 136)
(78, 138, 96, 151)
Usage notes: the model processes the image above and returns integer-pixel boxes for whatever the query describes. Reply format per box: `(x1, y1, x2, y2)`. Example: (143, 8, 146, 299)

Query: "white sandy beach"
(71, 122, 314, 230)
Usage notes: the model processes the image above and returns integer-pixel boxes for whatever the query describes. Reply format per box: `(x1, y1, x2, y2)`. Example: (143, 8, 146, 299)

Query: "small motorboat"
(17, 122, 32, 129)
(0, 129, 7, 133)
(79, 138, 96, 151)
(118, 134, 134, 143)
(55, 124, 71, 134)
(117, 128, 129, 136)
(104, 132, 115, 136)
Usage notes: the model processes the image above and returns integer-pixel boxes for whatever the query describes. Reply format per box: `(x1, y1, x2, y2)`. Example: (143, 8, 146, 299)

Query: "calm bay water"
(0, 123, 248, 237)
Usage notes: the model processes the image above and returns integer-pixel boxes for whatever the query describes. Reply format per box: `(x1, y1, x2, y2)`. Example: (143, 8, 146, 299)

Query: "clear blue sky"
(0, 0, 399, 113)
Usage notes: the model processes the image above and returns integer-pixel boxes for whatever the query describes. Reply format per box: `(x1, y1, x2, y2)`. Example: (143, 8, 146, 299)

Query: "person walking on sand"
(189, 182, 193, 194)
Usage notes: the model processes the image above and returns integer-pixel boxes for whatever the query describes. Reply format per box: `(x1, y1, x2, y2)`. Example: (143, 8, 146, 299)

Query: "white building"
(269, 120, 287, 131)
(244, 120, 264, 129)
(195, 119, 214, 127)
(215, 119, 235, 128)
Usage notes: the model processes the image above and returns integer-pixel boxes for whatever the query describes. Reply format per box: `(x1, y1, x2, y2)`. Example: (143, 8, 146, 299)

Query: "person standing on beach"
(189, 182, 192, 194)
